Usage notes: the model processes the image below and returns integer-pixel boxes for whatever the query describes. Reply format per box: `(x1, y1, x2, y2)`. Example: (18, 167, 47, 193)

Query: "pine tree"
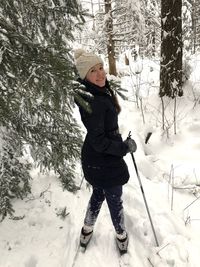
(143, 0, 161, 57)
(191, 0, 200, 53)
(0, 0, 85, 220)
(0, 128, 31, 221)
(79, 0, 160, 72)
(182, 0, 193, 53)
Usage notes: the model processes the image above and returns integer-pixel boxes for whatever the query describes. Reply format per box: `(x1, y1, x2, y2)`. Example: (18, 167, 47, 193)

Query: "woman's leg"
(84, 186, 105, 228)
(104, 185, 125, 234)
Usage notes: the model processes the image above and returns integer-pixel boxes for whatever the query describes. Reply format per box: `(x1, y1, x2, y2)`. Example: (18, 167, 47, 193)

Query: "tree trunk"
(160, 0, 183, 98)
(192, 0, 200, 53)
(104, 0, 117, 76)
(152, 27, 156, 57)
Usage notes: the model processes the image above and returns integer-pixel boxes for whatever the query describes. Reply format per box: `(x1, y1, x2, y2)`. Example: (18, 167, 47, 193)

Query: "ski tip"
(119, 252, 130, 266)
(79, 245, 87, 253)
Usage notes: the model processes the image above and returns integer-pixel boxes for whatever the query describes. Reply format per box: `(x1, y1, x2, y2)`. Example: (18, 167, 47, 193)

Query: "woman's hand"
(124, 138, 137, 153)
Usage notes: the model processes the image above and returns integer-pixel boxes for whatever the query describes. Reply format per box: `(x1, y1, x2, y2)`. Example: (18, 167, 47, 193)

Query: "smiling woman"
(86, 63, 106, 87)
(73, 48, 137, 254)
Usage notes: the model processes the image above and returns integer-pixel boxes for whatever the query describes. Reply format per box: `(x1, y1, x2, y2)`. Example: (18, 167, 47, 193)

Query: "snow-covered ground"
(1, 56, 200, 267)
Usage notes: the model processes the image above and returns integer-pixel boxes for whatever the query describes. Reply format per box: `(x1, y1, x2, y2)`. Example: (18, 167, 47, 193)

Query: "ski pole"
(128, 131, 159, 247)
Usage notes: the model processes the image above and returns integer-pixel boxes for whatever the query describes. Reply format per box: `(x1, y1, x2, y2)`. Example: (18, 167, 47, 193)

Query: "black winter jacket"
(76, 79, 130, 188)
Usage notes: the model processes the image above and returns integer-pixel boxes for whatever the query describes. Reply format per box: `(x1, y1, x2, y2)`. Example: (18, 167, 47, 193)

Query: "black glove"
(124, 138, 137, 153)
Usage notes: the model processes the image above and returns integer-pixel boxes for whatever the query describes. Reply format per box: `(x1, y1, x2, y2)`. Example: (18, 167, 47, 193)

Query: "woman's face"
(85, 63, 106, 87)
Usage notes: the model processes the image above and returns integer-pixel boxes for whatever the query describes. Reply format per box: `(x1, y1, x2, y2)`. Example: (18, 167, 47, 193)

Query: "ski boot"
(116, 231, 128, 254)
(80, 226, 93, 248)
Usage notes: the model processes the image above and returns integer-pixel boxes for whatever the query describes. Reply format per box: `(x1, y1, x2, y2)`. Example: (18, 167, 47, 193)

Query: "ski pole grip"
(128, 131, 131, 139)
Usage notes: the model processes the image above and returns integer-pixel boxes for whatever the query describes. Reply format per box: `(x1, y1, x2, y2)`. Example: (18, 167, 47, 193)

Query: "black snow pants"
(84, 185, 125, 234)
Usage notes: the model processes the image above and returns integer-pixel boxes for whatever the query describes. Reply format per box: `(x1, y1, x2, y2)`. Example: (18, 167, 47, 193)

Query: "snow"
(1, 56, 200, 267)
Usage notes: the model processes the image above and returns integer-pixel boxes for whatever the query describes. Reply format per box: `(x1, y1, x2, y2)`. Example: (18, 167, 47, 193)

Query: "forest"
(0, 0, 200, 226)
(1, 1, 200, 267)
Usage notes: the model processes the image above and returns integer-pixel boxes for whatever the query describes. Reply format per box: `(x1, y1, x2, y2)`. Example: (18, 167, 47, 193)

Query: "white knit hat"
(74, 49, 103, 79)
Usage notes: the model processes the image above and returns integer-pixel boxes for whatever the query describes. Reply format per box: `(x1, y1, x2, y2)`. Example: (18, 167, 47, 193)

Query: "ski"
(71, 229, 93, 267)
(119, 253, 131, 267)
(71, 245, 80, 267)
(71, 245, 87, 267)
(116, 235, 129, 266)
(117, 244, 130, 267)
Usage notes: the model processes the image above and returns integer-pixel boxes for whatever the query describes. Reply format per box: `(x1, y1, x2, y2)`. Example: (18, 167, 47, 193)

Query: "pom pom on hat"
(74, 49, 103, 79)
(74, 49, 86, 61)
